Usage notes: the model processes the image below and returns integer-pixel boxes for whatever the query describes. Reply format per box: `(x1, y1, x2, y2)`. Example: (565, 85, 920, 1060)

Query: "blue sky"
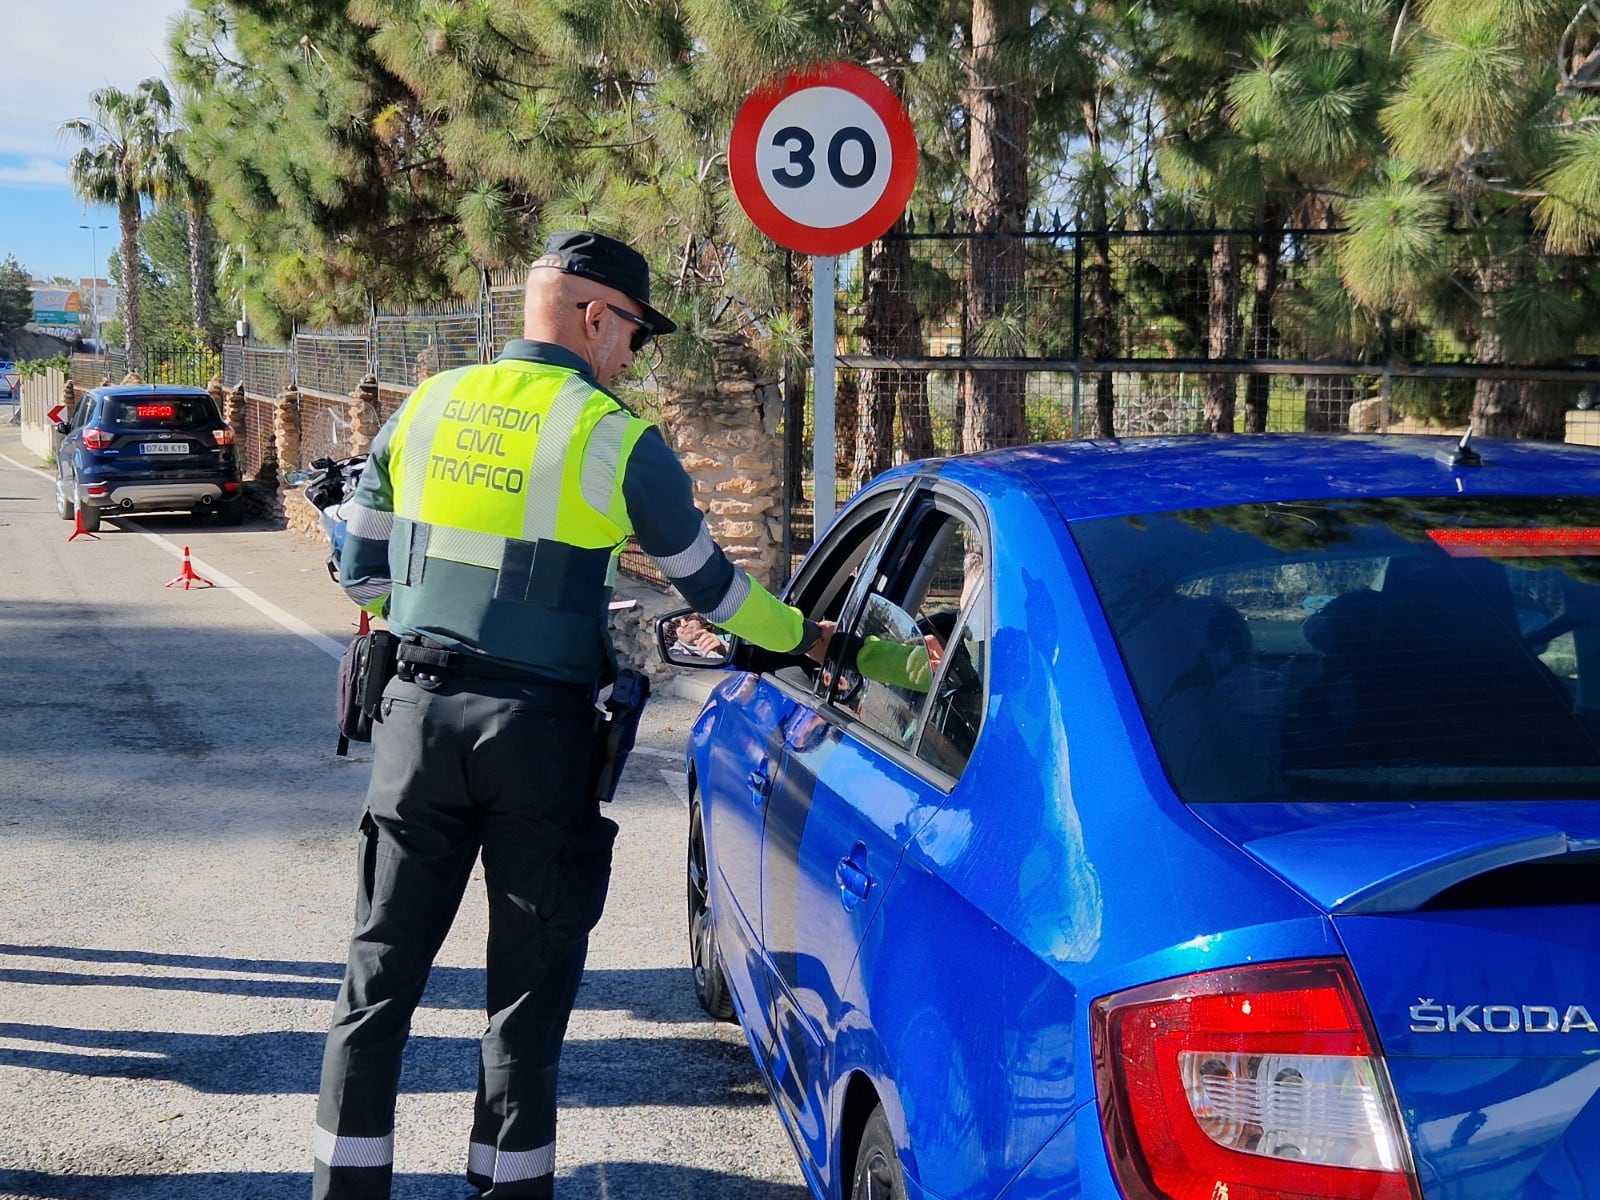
(0, 2, 189, 282)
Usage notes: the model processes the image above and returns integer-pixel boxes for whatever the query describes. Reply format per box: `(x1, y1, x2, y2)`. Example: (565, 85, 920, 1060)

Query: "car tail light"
(213, 427, 235, 446)
(1093, 959, 1418, 1200)
(222, 481, 241, 493)
(82, 427, 114, 451)
(86, 483, 109, 497)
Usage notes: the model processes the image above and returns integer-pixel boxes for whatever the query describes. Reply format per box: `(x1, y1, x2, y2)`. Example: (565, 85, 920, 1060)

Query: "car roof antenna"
(1439, 425, 1483, 469)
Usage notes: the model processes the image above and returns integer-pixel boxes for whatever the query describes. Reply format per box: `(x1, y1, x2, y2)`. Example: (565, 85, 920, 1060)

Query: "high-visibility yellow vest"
(383, 359, 650, 679)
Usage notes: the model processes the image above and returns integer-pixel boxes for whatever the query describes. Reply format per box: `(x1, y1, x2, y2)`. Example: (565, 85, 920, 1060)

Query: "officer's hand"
(805, 620, 837, 664)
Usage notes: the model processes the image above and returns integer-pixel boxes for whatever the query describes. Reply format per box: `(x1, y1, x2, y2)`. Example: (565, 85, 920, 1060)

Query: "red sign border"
(729, 61, 918, 257)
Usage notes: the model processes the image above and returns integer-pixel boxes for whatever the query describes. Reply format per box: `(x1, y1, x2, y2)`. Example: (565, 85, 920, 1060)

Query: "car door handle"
(836, 843, 873, 911)
(746, 762, 771, 806)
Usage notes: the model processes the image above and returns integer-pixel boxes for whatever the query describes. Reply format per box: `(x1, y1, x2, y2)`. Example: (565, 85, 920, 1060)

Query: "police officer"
(313, 230, 833, 1200)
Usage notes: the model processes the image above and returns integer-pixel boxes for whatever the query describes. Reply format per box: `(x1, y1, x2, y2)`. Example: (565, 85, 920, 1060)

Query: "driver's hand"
(805, 620, 837, 664)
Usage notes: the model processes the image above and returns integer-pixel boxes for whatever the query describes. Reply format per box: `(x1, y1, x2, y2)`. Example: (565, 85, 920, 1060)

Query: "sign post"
(729, 61, 917, 534)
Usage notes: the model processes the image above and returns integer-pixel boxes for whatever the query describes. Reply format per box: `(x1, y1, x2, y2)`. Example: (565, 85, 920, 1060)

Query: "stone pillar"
(351, 374, 382, 456)
(54, 379, 77, 456)
(225, 382, 248, 445)
(275, 385, 302, 475)
(206, 375, 227, 422)
(658, 332, 786, 588)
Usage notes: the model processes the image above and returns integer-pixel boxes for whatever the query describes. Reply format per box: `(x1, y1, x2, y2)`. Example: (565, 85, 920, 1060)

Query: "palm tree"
(60, 79, 175, 372)
(153, 137, 220, 348)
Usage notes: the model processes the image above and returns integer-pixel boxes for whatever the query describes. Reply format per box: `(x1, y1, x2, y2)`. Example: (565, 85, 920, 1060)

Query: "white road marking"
(0, 448, 347, 661)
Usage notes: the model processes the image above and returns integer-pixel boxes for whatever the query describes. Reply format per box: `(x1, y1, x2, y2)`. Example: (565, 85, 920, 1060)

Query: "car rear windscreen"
(105, 397, 218, 429)
(1072, 496, 1600, 803)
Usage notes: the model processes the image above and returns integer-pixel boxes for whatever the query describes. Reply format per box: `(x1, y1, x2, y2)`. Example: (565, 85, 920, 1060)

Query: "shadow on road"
(0, 945, 697, 1021)
(0, 1020, 769, 1107)
(0, 1163, 811, 1200)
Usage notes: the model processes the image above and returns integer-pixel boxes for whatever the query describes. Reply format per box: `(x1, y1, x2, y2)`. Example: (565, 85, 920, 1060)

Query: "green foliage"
(0, 255, 31, 332)
(1337, 172, 1451, 310)
(18, 355, 71, 379)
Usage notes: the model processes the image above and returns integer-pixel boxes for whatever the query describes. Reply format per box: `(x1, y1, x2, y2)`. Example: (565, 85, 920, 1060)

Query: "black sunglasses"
(575, 301, 654, 353)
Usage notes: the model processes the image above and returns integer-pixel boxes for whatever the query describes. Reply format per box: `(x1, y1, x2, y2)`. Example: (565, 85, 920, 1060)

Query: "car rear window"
(1072, 496, 1600, 803)
(103, 397, 219, 429)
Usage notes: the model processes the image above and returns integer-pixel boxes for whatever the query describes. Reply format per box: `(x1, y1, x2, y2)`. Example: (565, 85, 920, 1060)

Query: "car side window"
(831, 502, 987, 776)
(919, 571, 987, 774)
(752, 486, 903, 686)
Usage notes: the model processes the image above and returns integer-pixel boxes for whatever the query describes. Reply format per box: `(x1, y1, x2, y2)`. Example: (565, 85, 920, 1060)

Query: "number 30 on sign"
(729, 61, 918, 257)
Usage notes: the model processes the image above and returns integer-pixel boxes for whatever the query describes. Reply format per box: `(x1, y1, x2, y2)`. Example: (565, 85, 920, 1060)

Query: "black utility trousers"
(313, 669, 615, 1200)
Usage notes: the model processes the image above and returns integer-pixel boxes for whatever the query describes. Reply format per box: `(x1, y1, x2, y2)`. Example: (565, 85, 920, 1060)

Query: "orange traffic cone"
(66, 508, 101, 542)
(164, 546, 215, 590)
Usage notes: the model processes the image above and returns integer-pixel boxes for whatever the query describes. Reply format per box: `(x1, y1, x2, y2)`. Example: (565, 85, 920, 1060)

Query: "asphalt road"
(0, 426, 809, 1200)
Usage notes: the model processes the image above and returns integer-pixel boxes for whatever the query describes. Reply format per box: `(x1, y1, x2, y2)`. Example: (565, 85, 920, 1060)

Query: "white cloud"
(0, 157, 70, 188)
(0, 2, 187, 161)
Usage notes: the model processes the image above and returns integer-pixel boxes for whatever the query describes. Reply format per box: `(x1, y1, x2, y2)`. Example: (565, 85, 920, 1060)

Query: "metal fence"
(72, 225, 1600, 566)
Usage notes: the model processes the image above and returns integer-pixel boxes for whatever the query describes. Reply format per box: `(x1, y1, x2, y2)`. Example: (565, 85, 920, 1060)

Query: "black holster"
(335, 628, 399, 755)
(592, 669, 650, 802)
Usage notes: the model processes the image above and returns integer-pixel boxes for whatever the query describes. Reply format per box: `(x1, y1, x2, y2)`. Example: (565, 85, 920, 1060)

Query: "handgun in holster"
(592, 668, 651, 803)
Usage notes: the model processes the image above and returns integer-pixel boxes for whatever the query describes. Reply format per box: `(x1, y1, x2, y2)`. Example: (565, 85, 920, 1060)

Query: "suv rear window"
(102, 396, 220, 429)
(1073, 496, 1600, 803)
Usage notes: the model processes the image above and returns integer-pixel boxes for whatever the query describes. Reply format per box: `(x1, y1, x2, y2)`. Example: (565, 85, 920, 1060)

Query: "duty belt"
(396, 636, 591, 692)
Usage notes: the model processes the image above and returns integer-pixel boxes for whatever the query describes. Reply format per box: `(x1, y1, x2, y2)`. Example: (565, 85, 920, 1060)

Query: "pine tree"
(0, 256, 31, 333)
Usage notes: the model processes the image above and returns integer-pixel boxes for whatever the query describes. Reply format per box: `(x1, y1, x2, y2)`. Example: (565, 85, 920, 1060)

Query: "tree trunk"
(857, 219, 928, 487)
(1086, 236, 1118, 438)
(1204, 234, 1240, 433)
(962, 0, 1030, 452)
(1304, 376, 1357, 431)
(1243, 225, 1281, 434)
(1471, 254, 1522, 439)
(118, 196, 143, 374)
(188, 203, 216, 348)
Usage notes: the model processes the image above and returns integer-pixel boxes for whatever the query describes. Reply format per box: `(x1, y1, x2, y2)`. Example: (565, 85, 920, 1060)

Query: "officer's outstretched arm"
(623, 427, 818, 656)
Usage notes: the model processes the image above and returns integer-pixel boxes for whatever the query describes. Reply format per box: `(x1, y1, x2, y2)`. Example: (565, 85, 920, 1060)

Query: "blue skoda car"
(661, 435, 1600, 1200)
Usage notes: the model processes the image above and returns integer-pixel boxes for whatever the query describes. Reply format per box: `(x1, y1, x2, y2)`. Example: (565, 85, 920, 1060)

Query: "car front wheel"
(55, 476, 74, 522)
(687, 797, 734, 1021)
(852, 1105, 908, 1200)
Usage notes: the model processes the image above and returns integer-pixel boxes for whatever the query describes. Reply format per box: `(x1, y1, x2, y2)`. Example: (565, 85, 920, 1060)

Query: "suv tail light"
(82, 427, 114, 451)
(1093, 959, 1418, 1200)
(213, 427, 235, 446)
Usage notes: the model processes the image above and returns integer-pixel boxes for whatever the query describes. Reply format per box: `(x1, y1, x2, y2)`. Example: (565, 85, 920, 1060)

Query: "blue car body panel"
(683, 436, 1600, 1200)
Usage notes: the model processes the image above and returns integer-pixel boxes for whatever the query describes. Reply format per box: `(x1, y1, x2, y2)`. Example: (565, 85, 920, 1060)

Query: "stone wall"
(656, 331, 786, 589)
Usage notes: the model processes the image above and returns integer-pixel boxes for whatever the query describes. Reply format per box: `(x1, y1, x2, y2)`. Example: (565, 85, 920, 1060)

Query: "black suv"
(55, 385, 244, 532)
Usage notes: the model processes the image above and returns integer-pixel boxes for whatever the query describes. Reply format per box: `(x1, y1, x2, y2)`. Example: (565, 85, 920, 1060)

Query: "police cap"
(534, 231, 678, 336)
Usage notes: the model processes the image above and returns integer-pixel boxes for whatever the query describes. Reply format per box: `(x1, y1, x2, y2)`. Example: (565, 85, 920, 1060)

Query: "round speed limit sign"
(730, 62, 918, 257)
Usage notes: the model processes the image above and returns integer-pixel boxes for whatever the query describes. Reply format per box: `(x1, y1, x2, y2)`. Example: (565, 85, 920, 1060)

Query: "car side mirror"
(656, 609, 734, 669)
(54, 422, 71, 435)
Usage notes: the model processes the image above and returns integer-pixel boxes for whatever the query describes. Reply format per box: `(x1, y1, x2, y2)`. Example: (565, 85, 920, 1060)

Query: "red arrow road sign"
(47, 404, 66, 423)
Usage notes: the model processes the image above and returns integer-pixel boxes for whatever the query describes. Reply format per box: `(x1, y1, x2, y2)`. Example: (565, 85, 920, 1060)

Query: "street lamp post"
(79, 223, 108, 357)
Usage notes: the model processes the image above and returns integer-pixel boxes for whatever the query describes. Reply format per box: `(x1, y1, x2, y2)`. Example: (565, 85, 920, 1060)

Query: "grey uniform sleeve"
(622, 426, 814, 652)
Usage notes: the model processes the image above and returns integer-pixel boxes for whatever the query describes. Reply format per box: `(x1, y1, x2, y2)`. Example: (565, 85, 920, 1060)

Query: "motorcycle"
(302, 454, 368, 581)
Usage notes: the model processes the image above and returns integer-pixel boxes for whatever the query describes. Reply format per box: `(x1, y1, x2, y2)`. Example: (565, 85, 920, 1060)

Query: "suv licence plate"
(140, 442, 190, 454)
